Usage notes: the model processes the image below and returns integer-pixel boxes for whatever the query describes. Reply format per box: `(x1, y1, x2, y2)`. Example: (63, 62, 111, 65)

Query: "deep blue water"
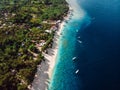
(49, 0, 120, 90)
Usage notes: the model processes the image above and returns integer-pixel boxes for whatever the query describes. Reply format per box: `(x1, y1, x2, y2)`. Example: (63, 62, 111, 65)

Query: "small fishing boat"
(75, 69, 79, 74)
(78, 40, 82, 43)
(72, 57, 76, 61)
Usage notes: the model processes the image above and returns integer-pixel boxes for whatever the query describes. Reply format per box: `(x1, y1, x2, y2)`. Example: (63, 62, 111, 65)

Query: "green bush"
(17, 84, 27, 90)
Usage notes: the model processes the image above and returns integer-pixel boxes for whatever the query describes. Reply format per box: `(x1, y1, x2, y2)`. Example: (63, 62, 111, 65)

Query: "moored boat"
(75, 69, 79, 74)
(72, 57, 77, 61)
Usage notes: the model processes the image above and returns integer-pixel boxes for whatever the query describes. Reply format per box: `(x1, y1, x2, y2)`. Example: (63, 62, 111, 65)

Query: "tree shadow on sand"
(31, 33, 58, 90)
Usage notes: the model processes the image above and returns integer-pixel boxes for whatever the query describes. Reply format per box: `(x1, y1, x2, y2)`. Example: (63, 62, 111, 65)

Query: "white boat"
(78, 40, 82, 43)
(72, 57, 76, 61)
(75, 69, 79, 74)
(78, 36, 81, 39)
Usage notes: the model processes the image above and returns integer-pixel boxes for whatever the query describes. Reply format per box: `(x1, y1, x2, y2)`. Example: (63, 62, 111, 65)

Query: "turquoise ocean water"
(49, 0, 91, 89)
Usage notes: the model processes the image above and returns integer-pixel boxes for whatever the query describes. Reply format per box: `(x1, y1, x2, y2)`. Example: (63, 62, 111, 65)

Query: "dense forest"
(0, 0, 68, 90)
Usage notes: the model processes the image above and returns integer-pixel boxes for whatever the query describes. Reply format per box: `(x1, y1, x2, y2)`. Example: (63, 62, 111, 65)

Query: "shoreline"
(31, 2, 73, 90)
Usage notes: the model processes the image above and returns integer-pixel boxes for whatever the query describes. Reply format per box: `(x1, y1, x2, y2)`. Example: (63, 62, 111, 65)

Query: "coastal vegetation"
(0, 0, 68, 89)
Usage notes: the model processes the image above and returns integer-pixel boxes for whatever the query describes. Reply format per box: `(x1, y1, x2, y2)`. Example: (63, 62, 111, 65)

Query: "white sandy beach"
(31, 23, 66, 90)
(31, 2, 73, 90)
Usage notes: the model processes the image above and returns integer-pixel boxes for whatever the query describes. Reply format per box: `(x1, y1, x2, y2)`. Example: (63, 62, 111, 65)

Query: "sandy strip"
(31, 3, 73, 90)
(31, 22, 65, 90)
